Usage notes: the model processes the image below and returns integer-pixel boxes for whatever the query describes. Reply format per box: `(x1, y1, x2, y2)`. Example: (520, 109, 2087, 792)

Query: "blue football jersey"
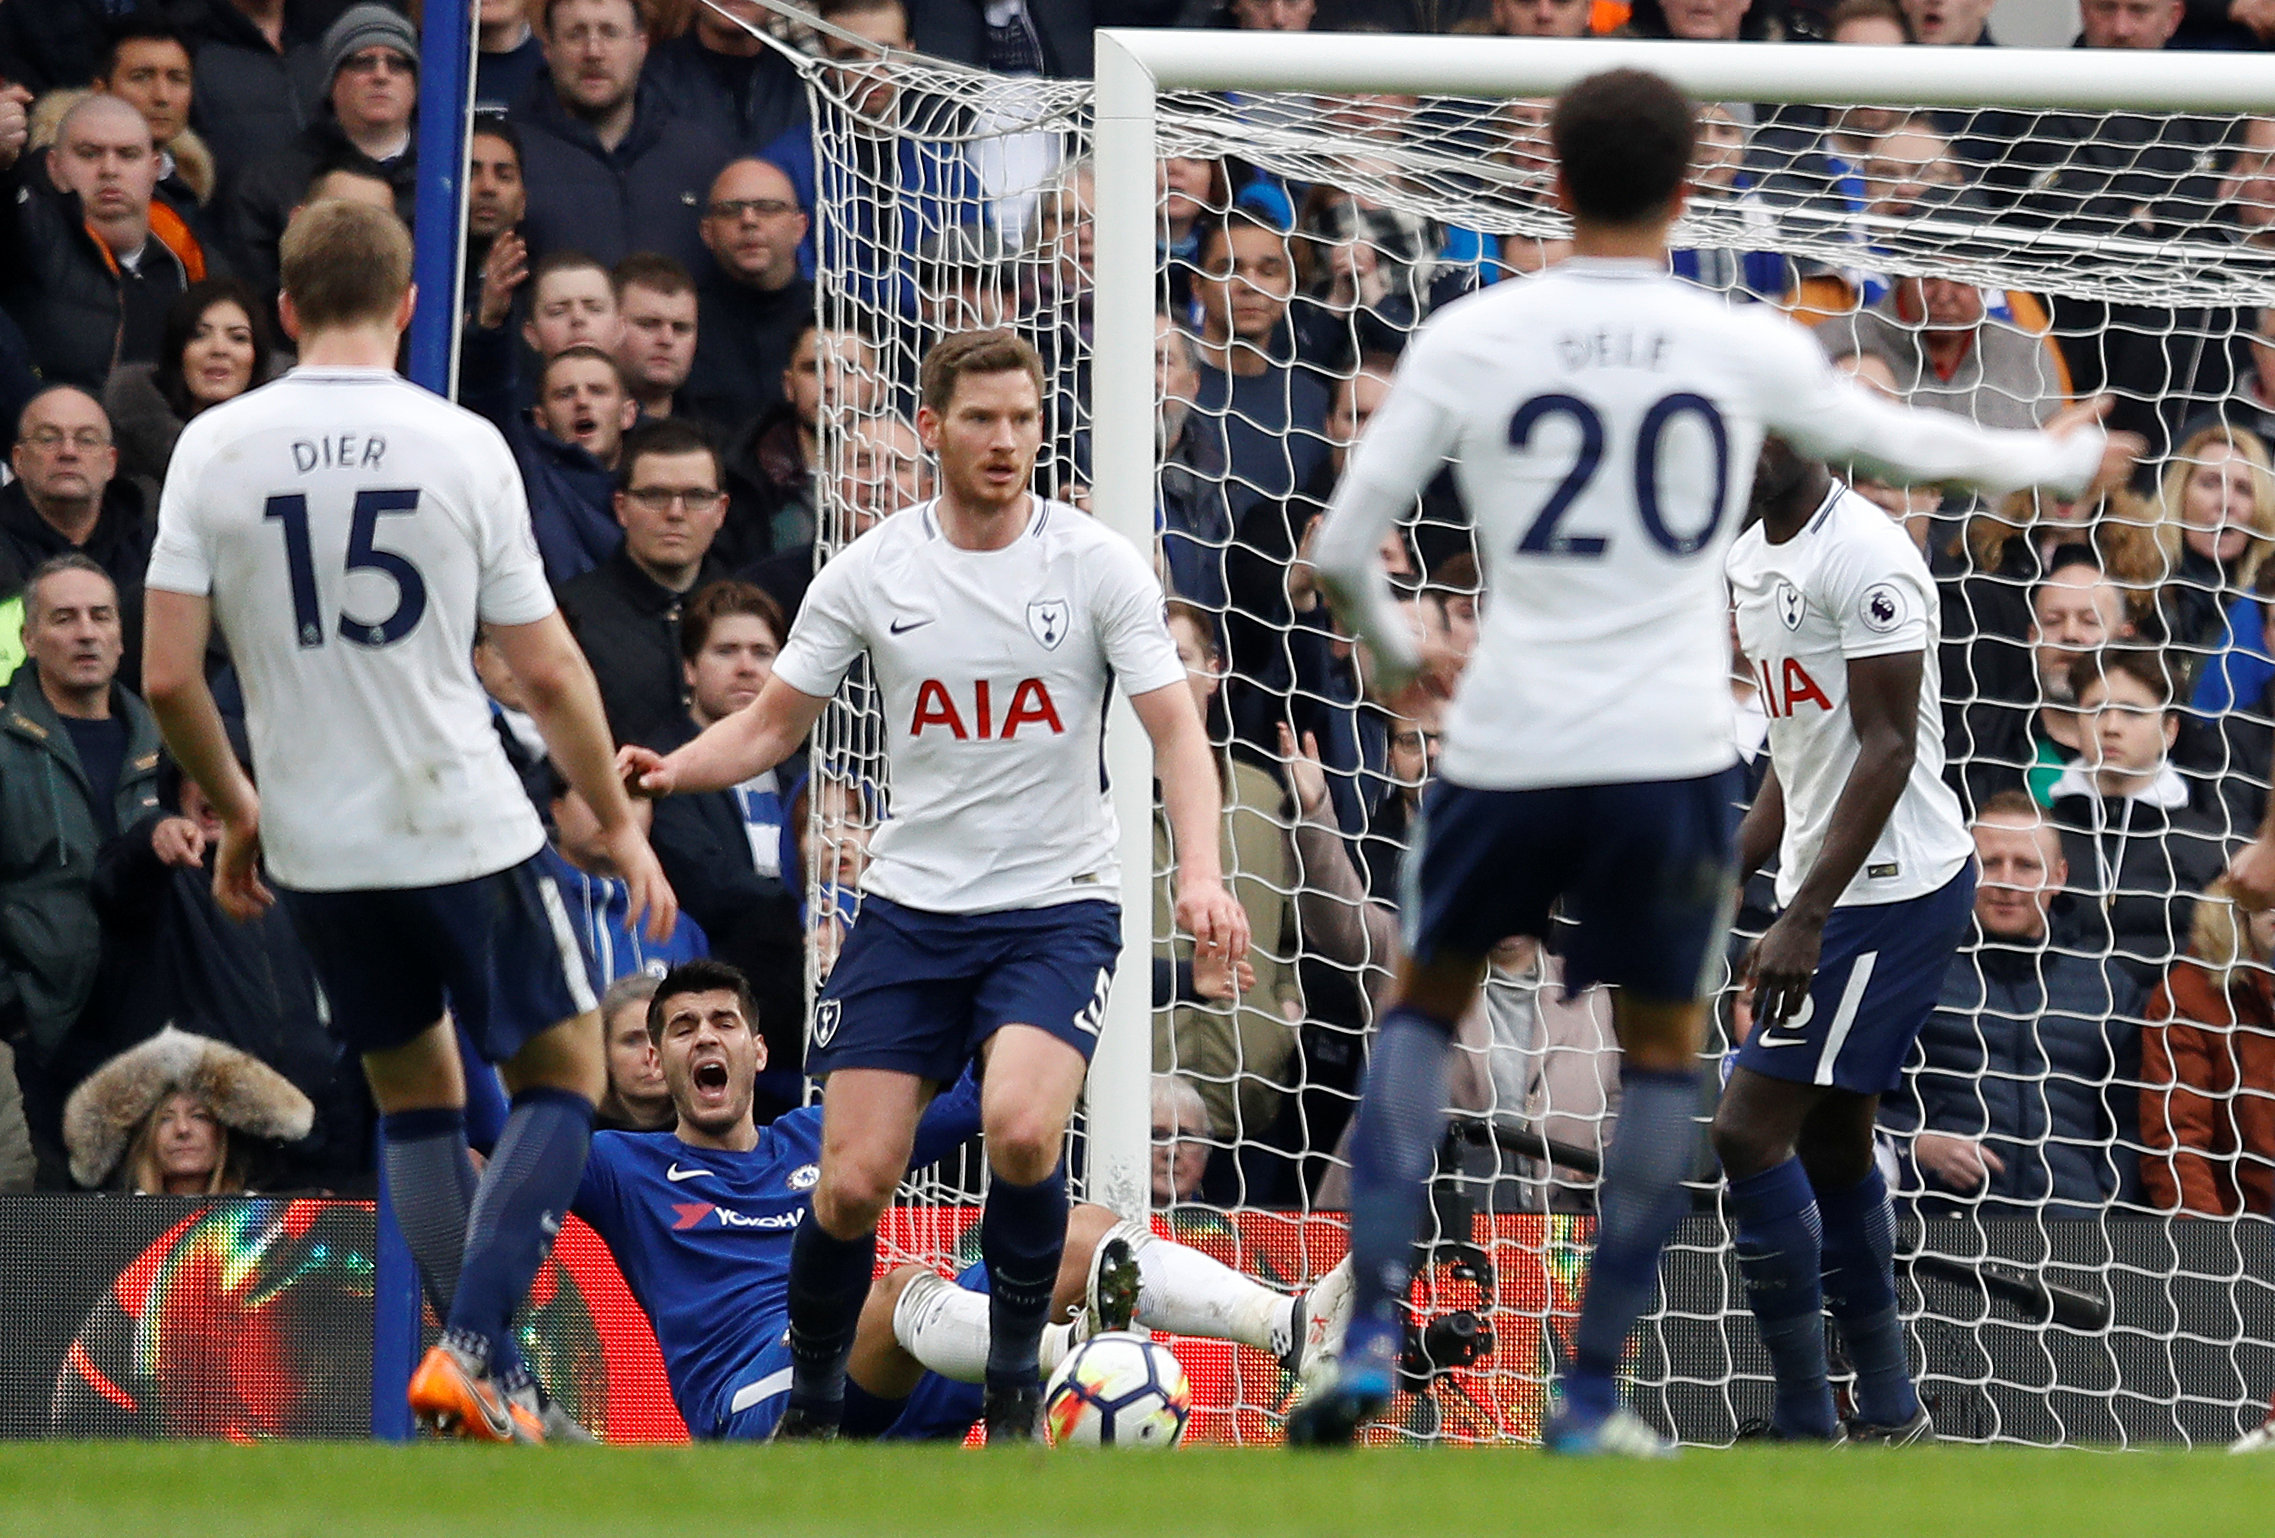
(573, 1076, 981, 1431)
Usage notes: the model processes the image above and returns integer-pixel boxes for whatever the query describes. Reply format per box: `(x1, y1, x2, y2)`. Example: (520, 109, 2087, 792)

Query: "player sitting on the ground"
(572, 960, 1351, 1440)
(1717, 438, 1977, 1446)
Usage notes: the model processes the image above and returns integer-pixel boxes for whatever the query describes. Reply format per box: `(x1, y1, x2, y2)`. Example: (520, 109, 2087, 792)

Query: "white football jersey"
(1313, 258, 2103, 791)
(770, 497, 1187, 915)
(147, 367, 554, 890)
(1727, 483, 1974, 909)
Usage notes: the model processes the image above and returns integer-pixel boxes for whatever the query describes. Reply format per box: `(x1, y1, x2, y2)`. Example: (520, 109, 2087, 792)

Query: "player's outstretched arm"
(142, 589, 271, 921)
(1761, 319, 2144, 501)
(1742, 651, 1923, 1026)
(616, 673, 831, 800)
(1129, 682, 1250, 964)
(490, 610, 679, 942)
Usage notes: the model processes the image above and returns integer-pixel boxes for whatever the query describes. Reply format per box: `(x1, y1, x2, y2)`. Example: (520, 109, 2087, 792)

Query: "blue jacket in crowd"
(1896, 935, 2146, 1215)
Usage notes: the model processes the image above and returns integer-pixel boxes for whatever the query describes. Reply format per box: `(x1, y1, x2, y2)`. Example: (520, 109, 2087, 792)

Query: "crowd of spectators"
(2, 0, 2275, 1226)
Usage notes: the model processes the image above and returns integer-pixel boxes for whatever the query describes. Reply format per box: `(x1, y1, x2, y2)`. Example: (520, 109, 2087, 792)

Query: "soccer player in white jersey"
(139, 201, 678, 1444)
(619, 329, 1249, 1441)
(1715, 439, 1976, 1446)
(1290, 69, 2140, 1454)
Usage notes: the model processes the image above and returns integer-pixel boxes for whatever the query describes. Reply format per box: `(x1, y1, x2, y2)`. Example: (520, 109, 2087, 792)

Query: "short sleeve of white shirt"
(146, 430, 217, 596)
(471, 425, 556, 627)
(1090, 537, 1186, 697)
(1824, 518, 1933, 661)
(771, 544, 871, 699)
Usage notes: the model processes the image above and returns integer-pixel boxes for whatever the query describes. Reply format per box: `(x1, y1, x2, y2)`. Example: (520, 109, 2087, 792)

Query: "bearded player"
(621, 330, 1249, 1441)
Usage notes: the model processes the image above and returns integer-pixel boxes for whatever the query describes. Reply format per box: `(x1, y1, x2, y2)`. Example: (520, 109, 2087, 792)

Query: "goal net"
(775, 18, 2275, 1447)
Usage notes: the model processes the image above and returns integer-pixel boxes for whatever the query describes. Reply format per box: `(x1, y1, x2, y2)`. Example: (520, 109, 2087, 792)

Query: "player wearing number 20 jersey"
(1290, 64, 2122, 1459)
(147, 368, 554, 892)
(1316, 259, 2101, 1000)
(1319, 261, 2106, 800)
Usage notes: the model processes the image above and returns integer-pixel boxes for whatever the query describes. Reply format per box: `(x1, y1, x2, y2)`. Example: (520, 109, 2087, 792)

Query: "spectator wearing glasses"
(1, 388, 154, 689)
(685, 158, 813, 437)
(511, 0, 733, 272)
(556, 418, 732, 746)
(221, 5, 420, 305)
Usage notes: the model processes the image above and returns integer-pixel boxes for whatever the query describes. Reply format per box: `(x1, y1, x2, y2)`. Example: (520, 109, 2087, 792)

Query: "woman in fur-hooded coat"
(63, 1027, 312, 1193)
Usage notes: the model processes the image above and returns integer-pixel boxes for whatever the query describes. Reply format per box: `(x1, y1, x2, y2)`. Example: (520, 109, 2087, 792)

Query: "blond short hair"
(280, 199, 412, 332)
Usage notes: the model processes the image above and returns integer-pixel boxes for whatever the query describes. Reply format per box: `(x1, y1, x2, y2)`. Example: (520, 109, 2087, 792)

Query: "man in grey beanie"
(219, 2, 423, 303)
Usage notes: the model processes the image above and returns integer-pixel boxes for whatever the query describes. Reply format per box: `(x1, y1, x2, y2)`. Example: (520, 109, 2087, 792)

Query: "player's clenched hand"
(212, 810, 274, 922)
(605, 822, 680, 943)
(150, 816, 208, 869)
(1914, 1131, 2004, 1193)
(1177, 880, 1250, 966)
(2226, 835, 2275, 912)
(616, 743, 675, 798)
(1740, 911, 1822, 1027)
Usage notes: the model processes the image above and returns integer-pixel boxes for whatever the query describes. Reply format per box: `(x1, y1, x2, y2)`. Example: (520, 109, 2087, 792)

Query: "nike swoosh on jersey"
(666, 1163, 715, 1182)
(888, 616, 934, 634)
(1751, 1032, 1808, 1049)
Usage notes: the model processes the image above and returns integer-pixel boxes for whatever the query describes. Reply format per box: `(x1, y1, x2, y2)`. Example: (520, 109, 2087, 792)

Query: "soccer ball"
(1042, 1332, 1191, 1448)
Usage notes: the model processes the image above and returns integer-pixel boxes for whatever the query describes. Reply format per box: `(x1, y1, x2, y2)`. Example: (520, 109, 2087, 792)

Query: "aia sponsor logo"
(909, 678, 1064, 739)
(1753, 657, 1833, 718)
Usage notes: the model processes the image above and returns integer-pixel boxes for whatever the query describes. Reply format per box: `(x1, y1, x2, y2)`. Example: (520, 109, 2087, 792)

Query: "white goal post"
(1084, 30, 2275, 1217)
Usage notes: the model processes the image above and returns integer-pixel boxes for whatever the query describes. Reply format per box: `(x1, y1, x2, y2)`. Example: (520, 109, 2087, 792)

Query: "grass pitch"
(4, 1442, 2269, 1538)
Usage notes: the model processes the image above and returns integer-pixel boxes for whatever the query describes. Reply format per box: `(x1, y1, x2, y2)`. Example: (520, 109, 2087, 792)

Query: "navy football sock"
(1817, 1166, 1917, 1426)
(785, 1219, 876, 1418)
(980, 1168, 1068, 1391)
(445, 1087, 593, 1360)
(381, 1106, 475, 1316)
(1568, 1067, 1700, 1422)
(381, 1106, 532, 1386)
(1343, 1008, 1454, 1374)
(1727, 1158, 1836, 1439)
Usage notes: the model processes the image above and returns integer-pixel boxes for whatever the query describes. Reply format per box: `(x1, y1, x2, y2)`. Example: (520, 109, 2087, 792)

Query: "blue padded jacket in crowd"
(1895, 937, 2146, 1216)
(456, 322, 622, 585)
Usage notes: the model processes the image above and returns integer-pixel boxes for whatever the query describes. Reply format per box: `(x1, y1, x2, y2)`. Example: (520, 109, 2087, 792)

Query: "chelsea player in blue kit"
(577, 962, 1352, 1440)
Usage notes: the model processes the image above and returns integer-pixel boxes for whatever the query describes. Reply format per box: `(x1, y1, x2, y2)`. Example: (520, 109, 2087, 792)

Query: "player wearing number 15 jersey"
(621, 330, 1247, 1443)
(1290, 69, 2140, 1454)
(140, 201, 677, 1443)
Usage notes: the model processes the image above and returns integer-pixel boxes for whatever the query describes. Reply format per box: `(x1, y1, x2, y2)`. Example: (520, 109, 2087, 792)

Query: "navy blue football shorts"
(279, 853, 598, 1061)
(809, 896, 1122, 1083)
(1401, 767, 1744, 1002)
(1734, 862, 1977, 1096)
